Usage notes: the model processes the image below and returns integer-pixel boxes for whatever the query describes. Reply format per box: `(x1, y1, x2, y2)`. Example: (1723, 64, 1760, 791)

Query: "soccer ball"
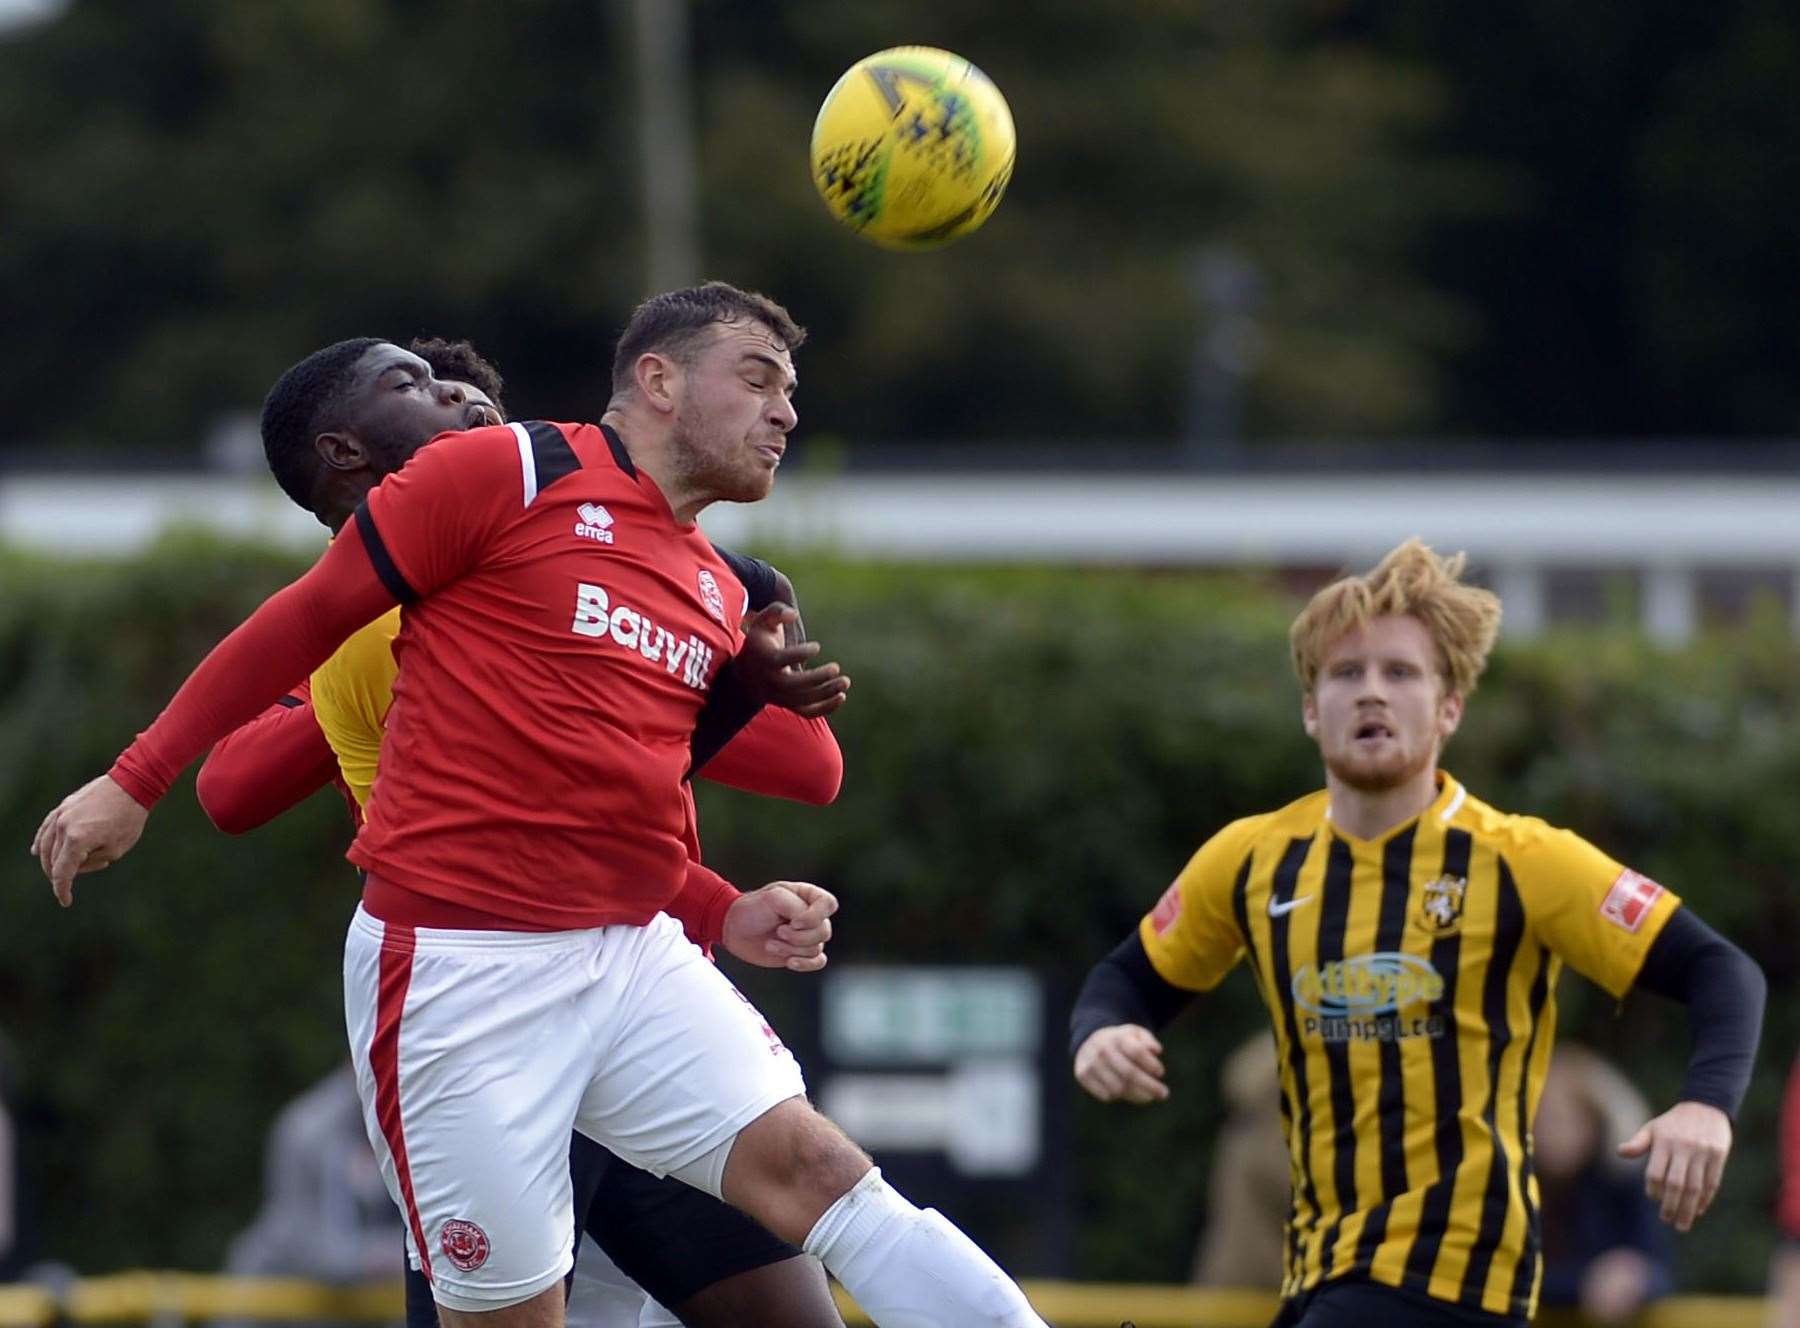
(810, 46, 1015, 250)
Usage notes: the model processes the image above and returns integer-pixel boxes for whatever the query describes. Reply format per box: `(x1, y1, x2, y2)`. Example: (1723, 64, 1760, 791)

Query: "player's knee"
(788, 1110, 872, 1204)
(731, 1098, 870, 1208)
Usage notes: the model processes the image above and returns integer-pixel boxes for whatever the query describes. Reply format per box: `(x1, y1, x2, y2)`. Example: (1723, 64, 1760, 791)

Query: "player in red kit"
(36, 283, 1051, 1328)
(201, 334, 848, 1327)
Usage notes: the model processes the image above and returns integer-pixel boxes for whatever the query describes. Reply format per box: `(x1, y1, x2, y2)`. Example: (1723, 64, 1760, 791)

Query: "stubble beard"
(670, 412, 772, 505)
(1322, 739, 1431, 794)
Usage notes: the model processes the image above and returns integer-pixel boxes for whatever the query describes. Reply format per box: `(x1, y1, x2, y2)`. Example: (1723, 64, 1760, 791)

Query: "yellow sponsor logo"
(1290, 952, 1444, 1016)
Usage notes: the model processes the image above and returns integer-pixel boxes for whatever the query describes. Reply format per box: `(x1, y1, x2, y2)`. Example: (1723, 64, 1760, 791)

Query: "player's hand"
(766, 568, 811, 648)
(1074, 1024, 1170, 1105)
(721, 881, 838, 973)
(31, 773, 149, 907)
(1617, 1100, 1732, 1231)
(736, 604, 849, 719)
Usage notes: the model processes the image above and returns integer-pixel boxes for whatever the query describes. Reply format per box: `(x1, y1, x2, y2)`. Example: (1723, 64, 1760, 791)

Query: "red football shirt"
(346, 421, 748, 928)
(1781, 1054, 1800, 1239)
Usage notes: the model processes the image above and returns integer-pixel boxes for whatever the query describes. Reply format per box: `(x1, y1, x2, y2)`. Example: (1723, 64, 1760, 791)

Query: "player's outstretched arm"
(1617, 907, 1765, 1231)
(1069, 930, 1197, 1105)
(32, 529, 400, 905)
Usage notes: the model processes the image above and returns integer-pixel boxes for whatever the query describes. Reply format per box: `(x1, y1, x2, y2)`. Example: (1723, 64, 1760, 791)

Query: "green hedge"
(1, 537, 1794, 1291)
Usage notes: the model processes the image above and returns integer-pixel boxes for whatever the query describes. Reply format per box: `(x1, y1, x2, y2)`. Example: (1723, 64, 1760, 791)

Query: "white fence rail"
(6, 471, 1798, 641)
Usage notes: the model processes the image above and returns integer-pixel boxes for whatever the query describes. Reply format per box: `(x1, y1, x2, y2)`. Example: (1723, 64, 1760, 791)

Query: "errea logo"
(575, 502, 615, 545)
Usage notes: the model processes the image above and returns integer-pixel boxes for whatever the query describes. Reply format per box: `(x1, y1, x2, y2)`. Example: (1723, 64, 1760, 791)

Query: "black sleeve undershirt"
(1067, 908, 1765, 1123)
(1631, 906, 1766, 1121)
(687, 659, 759, 778)
(710, 544, 780, 611)
(1069, 930, 1197, 1061)
(688, 550, 772, 776)
(687, 552, 796, 778)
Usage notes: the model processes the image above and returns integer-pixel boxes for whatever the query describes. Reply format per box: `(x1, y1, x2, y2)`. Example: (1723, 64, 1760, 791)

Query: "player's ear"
(634, 352, 679, 416)
(314, 429, 371, 473)
(1437, 687, 1464, 740)
(1301, 691, 1319, 739)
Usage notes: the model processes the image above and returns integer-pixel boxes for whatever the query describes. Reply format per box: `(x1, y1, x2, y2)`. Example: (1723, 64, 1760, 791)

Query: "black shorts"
(569, 1132, 804, 1307)
(1270, 1278, 1526, 1328)
(405, 1132, 802, 1326)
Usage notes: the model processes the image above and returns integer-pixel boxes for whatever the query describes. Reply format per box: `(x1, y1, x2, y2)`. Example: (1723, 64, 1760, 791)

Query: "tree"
(0, 0, 1493, 455)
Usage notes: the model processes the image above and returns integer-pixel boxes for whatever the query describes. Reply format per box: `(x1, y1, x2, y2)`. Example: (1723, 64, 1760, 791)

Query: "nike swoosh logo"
(1268, 896, 1314, 917)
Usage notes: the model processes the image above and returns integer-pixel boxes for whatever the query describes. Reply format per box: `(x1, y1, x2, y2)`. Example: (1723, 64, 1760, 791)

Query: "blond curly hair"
(1290, 538, 1502, 696)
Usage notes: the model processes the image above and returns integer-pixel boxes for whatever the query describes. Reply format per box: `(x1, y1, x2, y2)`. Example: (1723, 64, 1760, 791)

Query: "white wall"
(7, 470, 1798, 640)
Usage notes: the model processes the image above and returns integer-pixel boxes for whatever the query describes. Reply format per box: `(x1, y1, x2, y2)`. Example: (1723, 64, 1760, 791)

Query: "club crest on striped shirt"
(697, 569, 727, 624)
(1419, 874, 1468, 933)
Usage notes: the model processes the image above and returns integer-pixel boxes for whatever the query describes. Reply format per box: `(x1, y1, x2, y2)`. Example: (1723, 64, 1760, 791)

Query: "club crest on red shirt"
(440, 1218, 490, 1271)
(1599, 868, 1664, 934)
(697, 569, 727, 625)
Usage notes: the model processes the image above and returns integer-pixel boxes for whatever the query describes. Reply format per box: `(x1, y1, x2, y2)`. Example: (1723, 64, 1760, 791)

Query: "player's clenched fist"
(722, 881, 839, 973)
(31, 773, 148, 907)
(1074, 1024, 1170, 1105)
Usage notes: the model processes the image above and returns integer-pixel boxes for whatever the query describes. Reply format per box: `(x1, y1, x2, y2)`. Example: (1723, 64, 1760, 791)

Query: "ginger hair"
(1289, 539, 1502, 697)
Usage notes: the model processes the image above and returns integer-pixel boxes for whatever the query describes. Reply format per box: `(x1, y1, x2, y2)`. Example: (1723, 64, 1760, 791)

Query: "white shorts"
(343, 906, 805, 1312)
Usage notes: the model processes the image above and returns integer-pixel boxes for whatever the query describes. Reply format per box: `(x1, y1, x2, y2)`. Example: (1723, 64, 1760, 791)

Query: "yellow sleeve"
(1510, 823, 1682, 999)
(309, 609, 400, 810)
(1138, 818, 1260, 993)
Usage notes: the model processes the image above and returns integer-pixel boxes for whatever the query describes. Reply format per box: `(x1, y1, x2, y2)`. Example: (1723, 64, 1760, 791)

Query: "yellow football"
(810, 46, 1016, 250)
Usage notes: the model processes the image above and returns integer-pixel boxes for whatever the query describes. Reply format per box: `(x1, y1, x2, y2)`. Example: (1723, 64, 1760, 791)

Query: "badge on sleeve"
(1599, 868, 1664, 934)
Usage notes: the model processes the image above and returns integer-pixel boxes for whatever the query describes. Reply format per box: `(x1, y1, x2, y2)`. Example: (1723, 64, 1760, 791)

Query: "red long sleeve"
(666, 859, 740, 950)
(674, 710, 840, 947)
(110, 526, 399, 808)
(661, 786, 738, 950)
(196, 685, 344, 833)
(698, 709, 842, 805)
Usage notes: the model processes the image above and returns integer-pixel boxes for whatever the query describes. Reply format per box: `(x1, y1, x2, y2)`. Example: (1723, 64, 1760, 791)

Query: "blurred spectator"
(221, 1064, 402, 1320)
(1767, 1054, 1800, 1328)
(1533, 1046, 1674, 1325)
(1190, 1034, 1290, 1290)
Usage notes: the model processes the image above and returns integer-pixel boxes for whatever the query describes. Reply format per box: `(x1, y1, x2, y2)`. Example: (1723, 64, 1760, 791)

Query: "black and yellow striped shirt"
(1140, 774, 1679, 1319)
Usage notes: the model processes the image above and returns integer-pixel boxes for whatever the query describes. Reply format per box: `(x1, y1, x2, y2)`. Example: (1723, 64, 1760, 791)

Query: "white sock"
(802, 1168, 1048, 1328)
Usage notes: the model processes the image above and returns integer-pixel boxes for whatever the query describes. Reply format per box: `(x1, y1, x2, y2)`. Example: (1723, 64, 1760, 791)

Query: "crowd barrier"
(0, 1275, 1771, 1328)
